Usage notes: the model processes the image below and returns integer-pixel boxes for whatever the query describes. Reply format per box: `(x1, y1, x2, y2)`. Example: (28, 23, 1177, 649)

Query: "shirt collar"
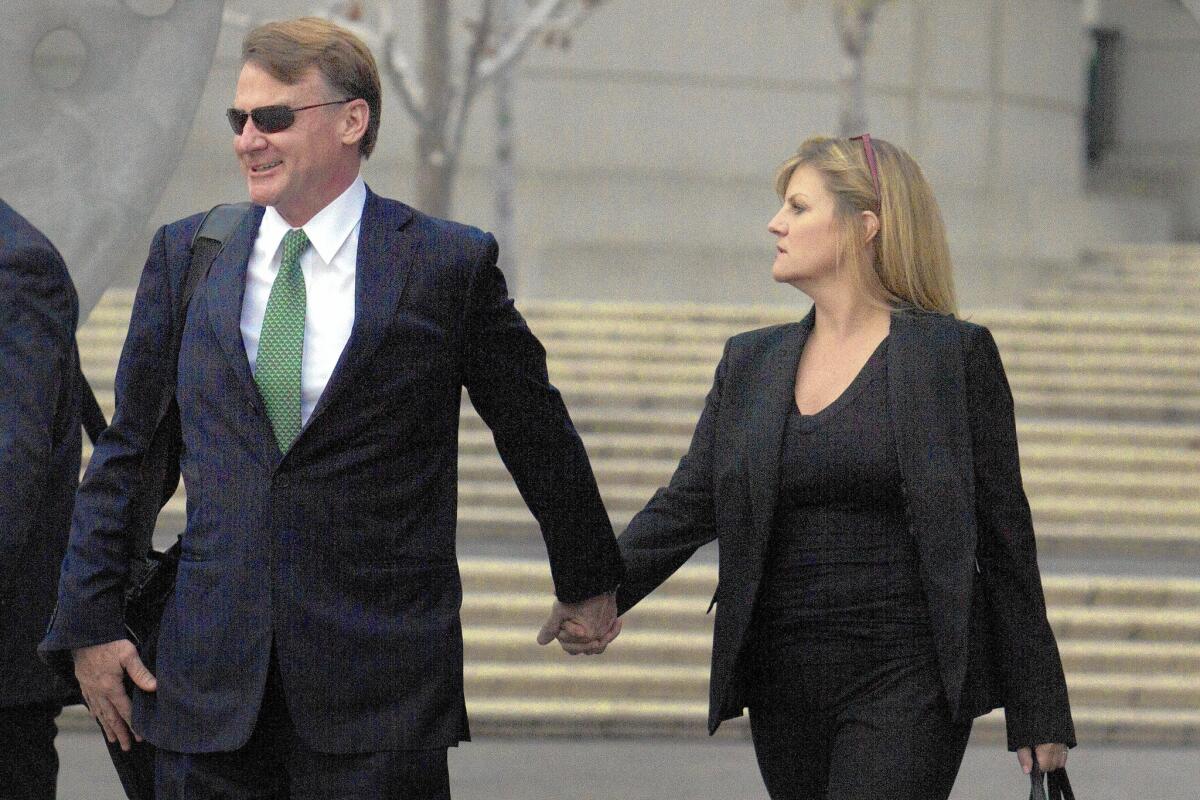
(258, 175, 367, 264)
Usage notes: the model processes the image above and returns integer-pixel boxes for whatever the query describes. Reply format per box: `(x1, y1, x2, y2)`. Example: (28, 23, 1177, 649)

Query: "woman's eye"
(791, 204, 805, 213)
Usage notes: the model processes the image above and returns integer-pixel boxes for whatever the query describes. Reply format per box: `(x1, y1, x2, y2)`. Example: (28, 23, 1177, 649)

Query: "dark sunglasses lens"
(226, 108, 248, 134)
(252, 106, 295, 133)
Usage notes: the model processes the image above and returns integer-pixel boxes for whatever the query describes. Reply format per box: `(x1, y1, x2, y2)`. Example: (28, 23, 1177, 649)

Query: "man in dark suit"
(40, 17, 622, 798)
(0, 199, 83, 800)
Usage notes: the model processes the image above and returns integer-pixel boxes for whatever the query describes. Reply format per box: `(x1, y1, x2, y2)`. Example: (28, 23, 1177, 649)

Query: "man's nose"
(234, 124, 267, 152)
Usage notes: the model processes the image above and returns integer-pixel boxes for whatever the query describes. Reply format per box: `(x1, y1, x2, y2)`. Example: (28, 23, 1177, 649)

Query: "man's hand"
(1017, 742, 1068, 775)
(536, 592, 622, 655)
(73, 639, 157, 752)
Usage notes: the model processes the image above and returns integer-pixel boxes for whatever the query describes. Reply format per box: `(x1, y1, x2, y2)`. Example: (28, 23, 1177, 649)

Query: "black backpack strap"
(73, 202, 251, 448)
(184, 202, 251, 323)
(125, 202, 252, 557)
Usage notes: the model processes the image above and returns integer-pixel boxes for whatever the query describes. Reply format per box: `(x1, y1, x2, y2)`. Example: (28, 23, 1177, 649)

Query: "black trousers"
(155, 654, 451, 800)
(746, 650, 972, 800)
(0, 702, 61, 800)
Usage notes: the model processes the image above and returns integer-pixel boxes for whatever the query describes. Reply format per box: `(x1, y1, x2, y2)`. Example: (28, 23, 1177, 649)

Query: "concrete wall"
(1086, 0, 1200, 240)
(140, 0, 1176, 309)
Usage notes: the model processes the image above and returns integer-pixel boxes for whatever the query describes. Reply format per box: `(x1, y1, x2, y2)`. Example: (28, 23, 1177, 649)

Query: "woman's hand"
(1017, 743, 1068, 774)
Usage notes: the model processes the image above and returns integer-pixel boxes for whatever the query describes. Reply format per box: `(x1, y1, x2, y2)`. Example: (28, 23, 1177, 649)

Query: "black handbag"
(91, 202, 249, 800)
(1029, 758, 1075, 800)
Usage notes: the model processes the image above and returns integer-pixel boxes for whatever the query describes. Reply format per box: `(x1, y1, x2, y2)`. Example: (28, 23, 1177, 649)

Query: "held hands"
(73, 639, 158, 752)
(1017, 743, 1068, 775)
(536, 591, 622, 655)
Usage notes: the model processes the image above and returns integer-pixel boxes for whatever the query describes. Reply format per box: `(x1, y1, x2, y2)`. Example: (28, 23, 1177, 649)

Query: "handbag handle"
(1029, 758, 1075, 800)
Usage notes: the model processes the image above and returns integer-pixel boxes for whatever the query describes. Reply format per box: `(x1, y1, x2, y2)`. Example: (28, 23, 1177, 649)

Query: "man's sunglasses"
(226, 99, 353, 135)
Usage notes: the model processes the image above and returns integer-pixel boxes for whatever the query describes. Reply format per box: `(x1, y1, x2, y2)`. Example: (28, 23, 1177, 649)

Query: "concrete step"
(79, 289, 1200, 334)
(458, 561, 1200, 609)
(138, 502, 1200, 560)
(1033, 289, 1200, 312)
(461, 700, 1199, 746)
(460, 592, 1200, 642)
(79, 384, 1200, 427)
(77, 326, 1200, 369)
(461, 663, 1200, 709)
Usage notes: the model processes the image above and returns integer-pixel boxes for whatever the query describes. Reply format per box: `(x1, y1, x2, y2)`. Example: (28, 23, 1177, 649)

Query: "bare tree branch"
(382, 29, 428, 123)
(446, 0, 497, 162)
(321, 2, 428, 123)
(477, 0, 603, 84)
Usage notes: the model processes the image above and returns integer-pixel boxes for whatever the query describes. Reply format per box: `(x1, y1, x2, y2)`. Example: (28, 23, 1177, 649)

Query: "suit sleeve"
(462, 235, 623, 604)
(965, 325, 1076, 751)
(40, 226, 179, 652)
(615, 342, 727, 615)
(0, 243, 75, 594)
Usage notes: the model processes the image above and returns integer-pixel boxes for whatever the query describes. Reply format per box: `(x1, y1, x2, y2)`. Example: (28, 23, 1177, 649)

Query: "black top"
(752, 337, 934, 671)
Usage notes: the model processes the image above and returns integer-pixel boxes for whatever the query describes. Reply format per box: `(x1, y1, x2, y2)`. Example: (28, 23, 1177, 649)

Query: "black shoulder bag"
(92, 202, 250, 800)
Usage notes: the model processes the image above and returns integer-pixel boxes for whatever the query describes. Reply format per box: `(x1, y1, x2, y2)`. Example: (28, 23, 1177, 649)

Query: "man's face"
(232, 62, 350, 226)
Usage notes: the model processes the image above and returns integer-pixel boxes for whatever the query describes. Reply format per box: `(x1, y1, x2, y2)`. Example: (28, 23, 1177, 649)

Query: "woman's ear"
(861, 209, 880, 245)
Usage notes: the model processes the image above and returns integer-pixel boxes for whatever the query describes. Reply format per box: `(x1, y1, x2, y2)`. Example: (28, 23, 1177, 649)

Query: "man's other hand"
(536, 592, 621, 655)
(73, 639, 157, 751)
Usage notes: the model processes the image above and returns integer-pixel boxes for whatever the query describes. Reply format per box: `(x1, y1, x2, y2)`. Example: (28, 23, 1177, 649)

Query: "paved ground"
(55, 726, 1198, 799)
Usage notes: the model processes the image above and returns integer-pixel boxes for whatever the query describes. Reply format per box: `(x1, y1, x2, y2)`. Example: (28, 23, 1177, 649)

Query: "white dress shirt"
(240, 176, 366, 425)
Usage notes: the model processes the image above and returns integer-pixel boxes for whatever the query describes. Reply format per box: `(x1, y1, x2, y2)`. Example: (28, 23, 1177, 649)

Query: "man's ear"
(340, 98, 369, 147)
(861, 209, 880, 245)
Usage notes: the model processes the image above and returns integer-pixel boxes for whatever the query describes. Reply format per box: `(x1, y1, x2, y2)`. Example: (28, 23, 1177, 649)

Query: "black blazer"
(0, 200, 82, 708)
(42, 190, 623, 752)
(616, 306, 1076, 751)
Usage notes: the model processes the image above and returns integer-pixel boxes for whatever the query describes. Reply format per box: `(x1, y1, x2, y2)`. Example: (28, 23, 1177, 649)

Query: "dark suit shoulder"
(0, 202, 77, 322)
(894, 307, 991, 351)
(409, 207, 491, 244)
(726, 321, 802, 359)
(159, 210, 214, 252)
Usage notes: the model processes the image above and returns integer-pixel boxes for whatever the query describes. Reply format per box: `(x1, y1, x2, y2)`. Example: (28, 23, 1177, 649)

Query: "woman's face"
(768, 165, 842, 287)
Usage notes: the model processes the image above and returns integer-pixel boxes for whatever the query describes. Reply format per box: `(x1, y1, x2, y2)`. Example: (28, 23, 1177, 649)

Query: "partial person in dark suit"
(40, 17, 621, 799)
(0, 199, 83, 800)
(546, 135, 1075, 799)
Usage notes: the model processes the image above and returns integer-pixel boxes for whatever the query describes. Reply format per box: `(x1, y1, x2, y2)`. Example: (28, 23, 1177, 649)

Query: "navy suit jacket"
(43, 189, 623, 752)
(616, 307, 1076, 752)
(0, 199, 82, 709)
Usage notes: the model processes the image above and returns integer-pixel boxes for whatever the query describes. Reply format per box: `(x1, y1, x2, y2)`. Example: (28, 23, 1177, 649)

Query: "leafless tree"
(323, 0, 609, 219)
(793, 0, 893, 136)
(833, 0, 890, 136)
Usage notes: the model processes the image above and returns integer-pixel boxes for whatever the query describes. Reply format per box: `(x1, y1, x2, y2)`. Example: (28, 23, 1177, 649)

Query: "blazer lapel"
(886, 309, 977, 714)
(203, 205, 265, 406)
(305, 190, 417, 427)
(744, 308, 814, 564)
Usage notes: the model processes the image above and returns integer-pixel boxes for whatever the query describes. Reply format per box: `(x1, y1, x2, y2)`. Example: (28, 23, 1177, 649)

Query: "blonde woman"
(569, 136, 1075, 798)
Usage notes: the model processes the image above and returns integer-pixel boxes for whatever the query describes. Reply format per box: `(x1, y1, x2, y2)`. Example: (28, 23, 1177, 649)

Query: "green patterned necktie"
(255, 227, 309, 452)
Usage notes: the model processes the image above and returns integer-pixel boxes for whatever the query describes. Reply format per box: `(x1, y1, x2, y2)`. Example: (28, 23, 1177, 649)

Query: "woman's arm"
(615, 340, 731, 614)
(965, 323, 1076, 753)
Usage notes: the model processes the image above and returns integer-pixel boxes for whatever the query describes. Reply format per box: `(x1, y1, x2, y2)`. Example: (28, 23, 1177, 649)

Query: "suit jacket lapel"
(886, 309, 977, 714)
(203, 205, 265, 407)
(305, 190, 417, 428)
(745, 308, 814, 564)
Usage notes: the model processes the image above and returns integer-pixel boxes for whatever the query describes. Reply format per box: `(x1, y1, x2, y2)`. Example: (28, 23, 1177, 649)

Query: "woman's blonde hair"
(775, 136, 957, 315)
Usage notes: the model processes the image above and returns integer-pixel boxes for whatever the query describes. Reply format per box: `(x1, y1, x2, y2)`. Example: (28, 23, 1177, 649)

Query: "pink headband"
(849, 133, 881, 204)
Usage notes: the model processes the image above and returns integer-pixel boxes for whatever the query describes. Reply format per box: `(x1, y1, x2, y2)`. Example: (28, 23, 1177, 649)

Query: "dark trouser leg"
(288, 746, 451, 800)
(746, 652, 971, 800)
(823, 657, 973, 800)
(155, 648, 451, 800)
(155, 652, 293, 800)
(749, 698, 832, 800)
(0, 702, 61, 800)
